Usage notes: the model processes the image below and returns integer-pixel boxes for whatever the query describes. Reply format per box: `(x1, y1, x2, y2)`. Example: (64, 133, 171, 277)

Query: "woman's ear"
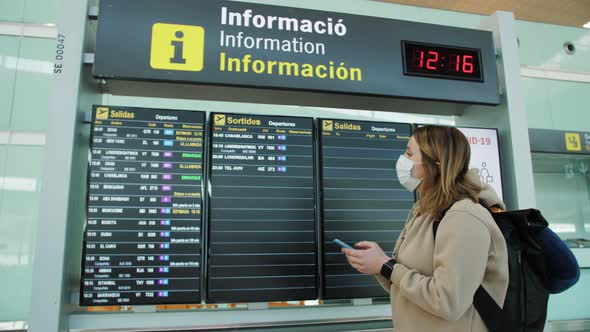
(434, 162, 441, 174)
(432, 162, 441, 177)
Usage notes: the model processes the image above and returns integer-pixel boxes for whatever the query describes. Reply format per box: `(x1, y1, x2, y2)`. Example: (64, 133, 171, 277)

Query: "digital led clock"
(402, 41, 484, 82)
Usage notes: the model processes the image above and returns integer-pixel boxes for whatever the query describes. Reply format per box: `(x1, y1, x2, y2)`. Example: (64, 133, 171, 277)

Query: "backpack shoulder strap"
(433, 202, 499, 239)
(473, 286, 506, 332)
(432, 204, 453, 240)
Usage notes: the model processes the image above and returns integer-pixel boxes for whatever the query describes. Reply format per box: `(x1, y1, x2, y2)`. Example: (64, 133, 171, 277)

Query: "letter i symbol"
(170, 31, 186, 64)
(151, 23, 204, 71)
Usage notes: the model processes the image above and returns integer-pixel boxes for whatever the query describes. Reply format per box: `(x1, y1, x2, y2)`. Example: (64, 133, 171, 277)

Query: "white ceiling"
(375, 0, 590, 28)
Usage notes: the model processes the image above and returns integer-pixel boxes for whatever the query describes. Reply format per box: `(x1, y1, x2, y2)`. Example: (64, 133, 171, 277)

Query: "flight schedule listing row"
(320, 119, 414, 299)
(207, 114, 317, 303)
(81, 106, 205, 306)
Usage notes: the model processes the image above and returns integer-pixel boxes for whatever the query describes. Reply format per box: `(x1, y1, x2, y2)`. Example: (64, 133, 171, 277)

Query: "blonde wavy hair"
(413, 125, 481, 219)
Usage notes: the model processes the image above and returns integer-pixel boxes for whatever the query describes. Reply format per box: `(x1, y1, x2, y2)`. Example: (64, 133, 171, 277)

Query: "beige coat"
(376, 173, 509, 332)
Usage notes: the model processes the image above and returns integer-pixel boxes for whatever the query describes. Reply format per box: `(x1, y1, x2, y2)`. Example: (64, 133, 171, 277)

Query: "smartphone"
(333, 238, 354, 250)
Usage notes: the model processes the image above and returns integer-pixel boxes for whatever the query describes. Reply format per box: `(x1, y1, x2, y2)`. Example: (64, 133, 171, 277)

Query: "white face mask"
(396, 154, 423, 192)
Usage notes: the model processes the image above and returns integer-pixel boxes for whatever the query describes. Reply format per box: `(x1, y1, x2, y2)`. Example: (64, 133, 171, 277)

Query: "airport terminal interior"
(0, 0, 589, 331)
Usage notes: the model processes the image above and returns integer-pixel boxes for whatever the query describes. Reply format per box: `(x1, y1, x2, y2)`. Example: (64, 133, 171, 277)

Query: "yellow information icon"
(323, 120, 333, 131)
(150, 23, 205, 72)
(565, 133, 581, 151)
(96, 107, 109, 120)
(214, 114, 226, 126)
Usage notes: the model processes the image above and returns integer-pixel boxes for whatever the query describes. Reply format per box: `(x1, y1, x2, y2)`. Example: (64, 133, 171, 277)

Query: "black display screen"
(402, 41, 483, 82)
(80, 106, 205, 306)
(320, 119, 414, 299)
(207, 113, 317, 303)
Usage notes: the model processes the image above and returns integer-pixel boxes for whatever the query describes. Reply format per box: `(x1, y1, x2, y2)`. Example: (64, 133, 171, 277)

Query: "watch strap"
(380, 258, 397, 280)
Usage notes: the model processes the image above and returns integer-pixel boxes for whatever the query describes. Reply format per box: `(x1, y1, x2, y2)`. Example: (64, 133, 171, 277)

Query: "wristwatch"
(380, 258, 397, 280)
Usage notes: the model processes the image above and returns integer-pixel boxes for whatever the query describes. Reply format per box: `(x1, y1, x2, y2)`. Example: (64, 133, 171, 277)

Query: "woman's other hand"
(342, 241, 390, 275)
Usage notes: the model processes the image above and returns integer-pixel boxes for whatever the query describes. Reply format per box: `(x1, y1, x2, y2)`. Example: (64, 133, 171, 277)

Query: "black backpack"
(434, 207, 550, 332)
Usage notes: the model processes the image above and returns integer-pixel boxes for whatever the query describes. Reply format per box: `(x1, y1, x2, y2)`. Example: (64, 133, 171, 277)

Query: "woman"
(342, 125, 509, 332)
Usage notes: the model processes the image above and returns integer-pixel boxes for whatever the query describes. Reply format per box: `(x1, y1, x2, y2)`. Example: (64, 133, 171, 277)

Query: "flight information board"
(207, 113, 317, 303)
(320, 119, 414, 299)
(80, 106, 205, 306)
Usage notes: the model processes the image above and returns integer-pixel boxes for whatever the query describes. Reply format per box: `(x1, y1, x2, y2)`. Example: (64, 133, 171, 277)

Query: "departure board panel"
(208, 113, 317, 303)
(320, 119, 414, 299)
(80, 106, 205, 306)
